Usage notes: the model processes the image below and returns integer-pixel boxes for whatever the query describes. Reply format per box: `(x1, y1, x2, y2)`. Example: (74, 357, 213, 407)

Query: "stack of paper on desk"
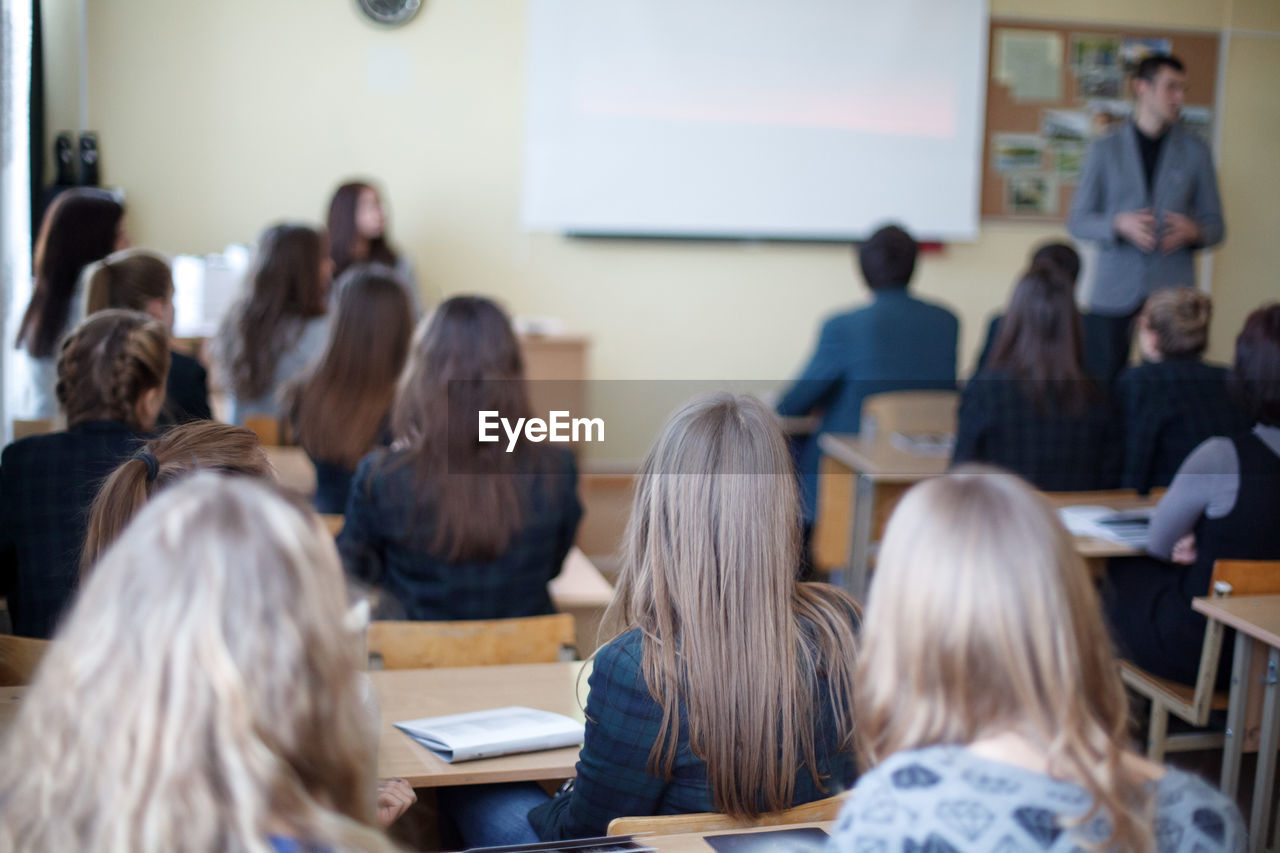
(1058, 505, 1153, 549)
(395, 706, 584, 763)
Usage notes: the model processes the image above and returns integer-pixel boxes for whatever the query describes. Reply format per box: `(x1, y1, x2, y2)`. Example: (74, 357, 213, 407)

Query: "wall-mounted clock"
(357, 0, 422, 27)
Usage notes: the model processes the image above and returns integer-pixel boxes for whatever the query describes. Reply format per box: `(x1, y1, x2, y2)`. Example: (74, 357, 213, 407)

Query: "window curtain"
(2, 0, 36, 438)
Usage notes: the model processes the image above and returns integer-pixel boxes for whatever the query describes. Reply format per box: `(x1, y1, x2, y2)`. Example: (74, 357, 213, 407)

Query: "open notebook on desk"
(395, 706, 583, 763)
(1058, 505, 1154, 549)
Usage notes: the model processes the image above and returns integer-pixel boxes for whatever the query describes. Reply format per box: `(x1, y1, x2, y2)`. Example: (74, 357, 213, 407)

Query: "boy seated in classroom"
(776, 224, 959, 545)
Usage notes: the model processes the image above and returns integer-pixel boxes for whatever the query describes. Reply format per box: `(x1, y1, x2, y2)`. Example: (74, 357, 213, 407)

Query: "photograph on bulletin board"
(981, 20, 1219, 222)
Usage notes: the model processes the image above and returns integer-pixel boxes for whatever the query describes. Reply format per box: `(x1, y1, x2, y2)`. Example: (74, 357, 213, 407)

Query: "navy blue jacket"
(528, 624, 857, 840)
(0, 421, 145, 637)
(1115, 358, 1248, 493)
(777, 289, 958, 519)
(336, 446, 582, 620)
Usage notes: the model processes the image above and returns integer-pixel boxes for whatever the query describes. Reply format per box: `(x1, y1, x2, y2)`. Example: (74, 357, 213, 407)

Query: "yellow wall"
(38, 0, 1280, 455)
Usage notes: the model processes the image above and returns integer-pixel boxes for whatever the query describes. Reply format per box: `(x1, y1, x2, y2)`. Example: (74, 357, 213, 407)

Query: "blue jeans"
(438, 782, 550, 848)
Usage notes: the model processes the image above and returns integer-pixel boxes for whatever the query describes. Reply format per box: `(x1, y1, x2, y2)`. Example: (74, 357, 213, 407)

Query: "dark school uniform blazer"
(336, 445, 582, 621)
(0, 420, 145, 638)
(527, 624, 858, 840)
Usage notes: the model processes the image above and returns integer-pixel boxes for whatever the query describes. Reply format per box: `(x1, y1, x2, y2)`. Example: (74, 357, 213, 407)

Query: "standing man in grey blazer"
(1068, 54, 1224, 378)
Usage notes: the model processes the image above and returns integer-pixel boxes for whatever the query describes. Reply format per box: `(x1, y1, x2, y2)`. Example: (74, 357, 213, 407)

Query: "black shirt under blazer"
(0, 421, 145, 637)
(952, 368, 1121, 492)
(1116, 357, 1249, 493)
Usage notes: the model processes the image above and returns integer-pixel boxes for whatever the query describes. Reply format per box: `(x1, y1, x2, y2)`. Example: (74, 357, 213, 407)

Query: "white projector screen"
(523, 0, 989, 241)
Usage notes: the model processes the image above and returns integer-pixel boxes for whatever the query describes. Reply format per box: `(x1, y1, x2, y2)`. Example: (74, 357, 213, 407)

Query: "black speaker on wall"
(79, 132, 99, 186)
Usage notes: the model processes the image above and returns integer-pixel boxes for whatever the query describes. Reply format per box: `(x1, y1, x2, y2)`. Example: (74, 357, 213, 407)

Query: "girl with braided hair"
(82, 248, 213, 424)
(0, 309, 169, 638)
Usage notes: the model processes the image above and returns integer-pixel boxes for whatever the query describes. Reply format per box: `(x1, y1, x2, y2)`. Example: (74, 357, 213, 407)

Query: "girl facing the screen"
(0, 475, 402, 852)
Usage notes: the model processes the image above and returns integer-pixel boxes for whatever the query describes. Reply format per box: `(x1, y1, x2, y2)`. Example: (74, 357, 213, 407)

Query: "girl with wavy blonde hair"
(826, 466, 1242, 852)
(0, 475, 399, 853)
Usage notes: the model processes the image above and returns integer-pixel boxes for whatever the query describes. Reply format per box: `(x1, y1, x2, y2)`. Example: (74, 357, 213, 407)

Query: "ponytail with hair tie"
(135, 450, 160, 483)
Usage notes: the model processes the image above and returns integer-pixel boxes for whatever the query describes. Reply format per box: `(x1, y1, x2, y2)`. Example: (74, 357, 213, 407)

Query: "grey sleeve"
(1147, 437, 1239, 559)
(1068, 140, 1119, 245)
(1193, 145, 1226, 249)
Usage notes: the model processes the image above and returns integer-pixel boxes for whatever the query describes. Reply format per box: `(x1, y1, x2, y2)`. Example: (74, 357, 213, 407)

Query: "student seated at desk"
(82, 248, 212, 425)
(447, 394, 859, 847)
(0, 310, 169, 639)
(1117, 288, 1248, 493)
(0, 476, 412, 851)
(79, 421, 273, 570)
(337, 296, 582, 621)
(284, 264, 413, 514)
(777, 224, 958, 533)
(976, 241, 1118, 383)
(1106, 303, 1280, 687)
(216, 224, 331, 426)
(826, 468, 1243, 853)
(953, 263, 1121, 491)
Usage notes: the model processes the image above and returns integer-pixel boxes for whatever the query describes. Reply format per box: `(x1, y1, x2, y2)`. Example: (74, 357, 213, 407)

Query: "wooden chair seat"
(607, 792, 849, 836)
(1119, 661, 1229, 712)
(366, 613, 577, 669)
(0, 635, 51, 687)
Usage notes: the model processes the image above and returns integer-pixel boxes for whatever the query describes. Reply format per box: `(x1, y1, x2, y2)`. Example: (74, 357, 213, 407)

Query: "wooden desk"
(371, 661, 589, 787)
(819, 434, 1148, 600)
(264, 446, 316, 497)
(817, 433, 947, 599)
(646, 822, 832, 853)
(0, 664, 591, 790)
(1192, 595, 1280, 852)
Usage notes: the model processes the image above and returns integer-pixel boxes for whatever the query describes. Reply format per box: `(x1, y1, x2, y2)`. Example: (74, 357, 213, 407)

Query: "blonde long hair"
(858, 466, 1152, 851)
(0, 476, 394, 853)
(602, 393, 859, 819)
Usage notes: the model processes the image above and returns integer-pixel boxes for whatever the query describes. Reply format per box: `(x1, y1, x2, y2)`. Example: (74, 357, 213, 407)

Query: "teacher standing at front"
(1068, 54, 1224, 378)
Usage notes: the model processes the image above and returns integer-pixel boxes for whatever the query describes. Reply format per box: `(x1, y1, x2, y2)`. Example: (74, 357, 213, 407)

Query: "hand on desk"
(377, 777, 417, 826)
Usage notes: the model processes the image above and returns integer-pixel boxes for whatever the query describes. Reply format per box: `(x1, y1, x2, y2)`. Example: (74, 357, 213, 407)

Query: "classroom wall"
(38, 0, 1279, 458)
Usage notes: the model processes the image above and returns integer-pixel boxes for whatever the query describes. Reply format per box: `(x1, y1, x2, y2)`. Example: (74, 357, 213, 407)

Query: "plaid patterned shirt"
(1, 421, 145, 638)
(953, 370, 1121, 491)
(336, 446, 582, 621)
(528, 624, 858, 841)
(1116, 358, 1250, 493)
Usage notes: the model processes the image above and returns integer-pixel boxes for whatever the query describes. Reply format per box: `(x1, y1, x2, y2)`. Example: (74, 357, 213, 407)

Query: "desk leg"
(1249, 647, 1280, 853)
(1222, 633, 1254, 798)
(844, 475, 875, 603)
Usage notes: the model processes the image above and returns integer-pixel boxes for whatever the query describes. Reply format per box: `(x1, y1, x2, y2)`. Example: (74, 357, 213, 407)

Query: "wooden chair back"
(366, 613, 577, 669)
(1120, 559, 1280, 760)
(0, 635, 50, 687)
(12, 419, 55, 441)
(859, 390, 958, 441)
(243, 415, 284, 446)
(606, 793, 849, 836)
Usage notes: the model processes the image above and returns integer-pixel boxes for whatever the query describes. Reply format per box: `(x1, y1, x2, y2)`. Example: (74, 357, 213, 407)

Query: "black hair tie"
(136, 450, 160, 483)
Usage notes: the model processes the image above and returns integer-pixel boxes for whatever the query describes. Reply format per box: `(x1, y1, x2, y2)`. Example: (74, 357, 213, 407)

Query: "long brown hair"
(219, 224, 329, 400)
(328, 182, 398, 279)
(81, 422, 274, 571)
(286, 265, 413, 469)
(859, 467, 1153, 850)
(0, 475, 395, 852)
(388, 296, 537, 561)
(83, 249, 174, 315)
(602, 393, 860, 819)
(988, 263, 1095, 413)
(56, 310, 170, 430)
(17, 188, 124, 358)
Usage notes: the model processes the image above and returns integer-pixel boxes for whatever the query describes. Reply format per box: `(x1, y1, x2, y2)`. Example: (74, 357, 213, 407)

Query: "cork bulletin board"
(981, 19, 1220, 222)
